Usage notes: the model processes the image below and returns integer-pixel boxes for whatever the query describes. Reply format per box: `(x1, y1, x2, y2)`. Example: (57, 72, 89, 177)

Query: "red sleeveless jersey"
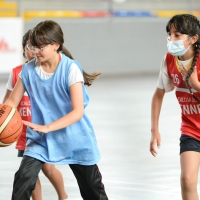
(166, 53, 200, 140)
(12, 65, 32, 150)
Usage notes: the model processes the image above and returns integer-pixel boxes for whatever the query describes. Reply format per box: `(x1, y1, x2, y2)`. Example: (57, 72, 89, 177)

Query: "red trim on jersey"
(166, 53, 200, 140)
(12, 65, 32, 150)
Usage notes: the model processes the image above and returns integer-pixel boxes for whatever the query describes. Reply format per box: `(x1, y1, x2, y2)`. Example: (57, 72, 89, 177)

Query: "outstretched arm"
(23, 82, 84, 133)
(150, 88, 165, 157)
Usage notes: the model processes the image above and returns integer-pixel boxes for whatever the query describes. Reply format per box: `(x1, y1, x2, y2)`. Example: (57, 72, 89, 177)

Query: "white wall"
(25, 17, 168, 76)
(0, 18, 23, 74)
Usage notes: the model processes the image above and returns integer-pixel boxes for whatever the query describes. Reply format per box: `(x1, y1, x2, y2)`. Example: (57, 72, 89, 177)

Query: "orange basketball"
(0, 104, 23, 147)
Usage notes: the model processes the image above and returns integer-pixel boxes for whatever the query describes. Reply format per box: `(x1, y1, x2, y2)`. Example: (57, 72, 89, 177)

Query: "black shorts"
(180, 134, 200, 154)
(18, 150, 24, 157)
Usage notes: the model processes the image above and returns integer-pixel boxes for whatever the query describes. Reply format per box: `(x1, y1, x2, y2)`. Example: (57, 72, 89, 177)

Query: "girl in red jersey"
(150, 14, 200, 200)
(3, 30, 68, 200)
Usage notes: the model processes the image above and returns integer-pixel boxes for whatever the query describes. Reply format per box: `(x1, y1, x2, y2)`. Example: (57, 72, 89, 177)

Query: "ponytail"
(61, 45, 101, 86)
(185, 44, 200, 102)
(184, 16, 200, 101)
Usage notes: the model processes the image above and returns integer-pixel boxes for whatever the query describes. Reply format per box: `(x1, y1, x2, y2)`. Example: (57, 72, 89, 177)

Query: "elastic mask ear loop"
(187, 36, 191, 49)
(186, 44, 191, 51)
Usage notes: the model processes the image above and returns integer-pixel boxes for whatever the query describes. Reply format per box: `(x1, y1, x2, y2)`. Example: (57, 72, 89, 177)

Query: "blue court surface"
(0, 75, 199, 200)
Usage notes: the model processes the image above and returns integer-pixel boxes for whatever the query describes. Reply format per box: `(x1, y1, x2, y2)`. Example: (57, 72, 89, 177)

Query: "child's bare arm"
(23, 82, 84, 133)
(4, 78, 25, 108)
(2, 89, 12, 103)
(150, 88, 165, 157)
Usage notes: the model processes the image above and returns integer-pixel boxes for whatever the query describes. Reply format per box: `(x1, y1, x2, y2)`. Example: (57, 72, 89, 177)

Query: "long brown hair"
(29, 20, 101, 86)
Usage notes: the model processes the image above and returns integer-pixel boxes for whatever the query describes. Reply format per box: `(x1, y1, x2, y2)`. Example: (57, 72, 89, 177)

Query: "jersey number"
(171, 74, 180, 84)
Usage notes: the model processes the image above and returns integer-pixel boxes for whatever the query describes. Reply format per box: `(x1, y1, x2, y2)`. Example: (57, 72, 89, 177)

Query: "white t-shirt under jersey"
(157, 54, 193, 92)
(6, 61, 84, 92)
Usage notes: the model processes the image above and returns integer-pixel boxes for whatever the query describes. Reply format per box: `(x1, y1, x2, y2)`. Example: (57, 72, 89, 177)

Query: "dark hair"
(29, 20, 101, 86)
(22, 29, 31, 58)
(166, 14, 200, 101)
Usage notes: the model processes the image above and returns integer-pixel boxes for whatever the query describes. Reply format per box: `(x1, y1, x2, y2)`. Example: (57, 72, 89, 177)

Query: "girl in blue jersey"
(5, 20, 108, 200)
(3, 29, 68, 200)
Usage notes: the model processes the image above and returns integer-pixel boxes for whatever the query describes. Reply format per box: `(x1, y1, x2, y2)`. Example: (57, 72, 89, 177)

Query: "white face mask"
(167, 38, 190, 56)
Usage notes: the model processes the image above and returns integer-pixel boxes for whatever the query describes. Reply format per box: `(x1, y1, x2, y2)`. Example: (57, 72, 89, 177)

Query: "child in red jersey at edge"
(150, 14, 200, 200)
(3, 30, 68, 200)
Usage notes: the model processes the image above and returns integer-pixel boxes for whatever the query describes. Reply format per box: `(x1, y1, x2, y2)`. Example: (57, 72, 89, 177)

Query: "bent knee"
(17, 167, 34, 180)
(42, 164, 56, 177)
(181, 174, 197, 189)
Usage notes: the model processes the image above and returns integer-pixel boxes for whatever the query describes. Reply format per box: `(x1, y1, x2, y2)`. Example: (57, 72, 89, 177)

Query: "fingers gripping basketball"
(0, 104, 23, 147)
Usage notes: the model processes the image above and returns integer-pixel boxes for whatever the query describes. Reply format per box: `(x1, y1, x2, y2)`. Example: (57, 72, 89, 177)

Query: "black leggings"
(11, 156, 108, 200)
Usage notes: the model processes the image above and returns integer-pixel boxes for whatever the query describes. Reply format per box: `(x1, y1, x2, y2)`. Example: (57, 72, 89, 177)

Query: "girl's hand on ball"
(22, 120, 49, 134)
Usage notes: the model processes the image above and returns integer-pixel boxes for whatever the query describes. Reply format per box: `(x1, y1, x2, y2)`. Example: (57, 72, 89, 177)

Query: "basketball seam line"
(0, 122, 23, 140)
(0, 108, 16, 134)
